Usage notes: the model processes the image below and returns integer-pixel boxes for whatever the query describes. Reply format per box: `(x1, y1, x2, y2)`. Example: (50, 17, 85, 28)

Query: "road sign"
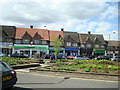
(8, 47, 12, 49)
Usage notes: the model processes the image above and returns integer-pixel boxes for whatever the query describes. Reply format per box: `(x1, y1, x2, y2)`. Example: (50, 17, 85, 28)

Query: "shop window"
(67, 42, 71, 46)
(42, 40, 47, 44)
(50, 42, 54, 46)
(73, 43, 78, 47)
(81, 44, 85, 48)
(87, 44, 91, 48)
(34, 40, 39, 44)
(23, 39, 29, 44)
(15, 39, 21, 43)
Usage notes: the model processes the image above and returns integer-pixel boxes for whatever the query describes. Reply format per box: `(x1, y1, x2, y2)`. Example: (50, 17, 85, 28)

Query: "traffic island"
(11, 63, 40, 69)
(29, 59, 120, 81)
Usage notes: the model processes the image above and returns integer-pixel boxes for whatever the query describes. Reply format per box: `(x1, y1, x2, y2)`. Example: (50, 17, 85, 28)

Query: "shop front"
(93, 49, 106, 56)
(0, 42, 13, 55)
(65, 48, 79, 56)
(80, 48, 93, 56)
(13, 44, 49, 58)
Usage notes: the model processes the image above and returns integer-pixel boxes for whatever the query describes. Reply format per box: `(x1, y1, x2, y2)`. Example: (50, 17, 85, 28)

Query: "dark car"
(10, 53, 29, 58)
(89, 55, 96, 59)
(44, 54, 52, 59)
(0, 60, 17, 89)
(96, 56, 110, 60)
(51, 54, 66, 60)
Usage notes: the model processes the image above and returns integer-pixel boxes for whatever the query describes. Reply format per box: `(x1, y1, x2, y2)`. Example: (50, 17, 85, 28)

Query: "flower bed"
(0, 56, 39, 65)
(45, 59, 120, 74)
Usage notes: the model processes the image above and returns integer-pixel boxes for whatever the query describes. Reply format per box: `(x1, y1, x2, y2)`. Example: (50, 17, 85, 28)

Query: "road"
(12, 68, 119, 89)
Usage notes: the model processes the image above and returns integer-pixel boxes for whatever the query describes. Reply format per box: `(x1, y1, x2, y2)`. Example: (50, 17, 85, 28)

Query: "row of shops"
(1, 43, 107, 58)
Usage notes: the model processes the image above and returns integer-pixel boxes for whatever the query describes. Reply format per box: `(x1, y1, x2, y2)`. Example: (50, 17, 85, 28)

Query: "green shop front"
(13, 44, 49, 58)
(93, 49, 106, 56)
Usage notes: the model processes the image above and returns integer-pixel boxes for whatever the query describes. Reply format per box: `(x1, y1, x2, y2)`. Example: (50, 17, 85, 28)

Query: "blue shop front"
(65, 48, 79, 56)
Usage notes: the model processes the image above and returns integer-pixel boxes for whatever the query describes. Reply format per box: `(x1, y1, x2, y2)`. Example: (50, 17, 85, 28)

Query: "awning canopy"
(93, 49, 105, 53)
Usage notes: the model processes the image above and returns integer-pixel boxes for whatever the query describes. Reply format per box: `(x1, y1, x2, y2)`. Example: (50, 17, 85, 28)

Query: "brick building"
(79, 31, 106, 56)
(0, 25, 110, 57)
(0, 25, 16, 55)
(106, 40, 120, 57)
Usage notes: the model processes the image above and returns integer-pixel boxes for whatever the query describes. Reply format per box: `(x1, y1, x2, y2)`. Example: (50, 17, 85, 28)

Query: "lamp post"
(30, 41, 33, 58)
(108, 32, 115, 57)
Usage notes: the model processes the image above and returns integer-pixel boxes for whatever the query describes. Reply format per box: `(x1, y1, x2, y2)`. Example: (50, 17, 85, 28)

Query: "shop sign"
(93, 49, 105, 53)
(65, 48, 79, 51)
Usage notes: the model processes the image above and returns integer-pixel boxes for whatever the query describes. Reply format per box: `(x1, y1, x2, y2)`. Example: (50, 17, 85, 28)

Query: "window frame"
(67, 42, 71, 46)
(23, 39, 29, 44)
(34, 40, 39, 44)
(42, 40, 47, 44)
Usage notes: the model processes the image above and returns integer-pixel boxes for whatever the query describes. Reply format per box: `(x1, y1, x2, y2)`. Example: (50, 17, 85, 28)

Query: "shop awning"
(65, 48, 79, 51)
(93, 49, 105, 53)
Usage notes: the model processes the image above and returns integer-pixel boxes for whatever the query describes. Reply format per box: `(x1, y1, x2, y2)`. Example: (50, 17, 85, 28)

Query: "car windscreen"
(0, 62, 13, 72)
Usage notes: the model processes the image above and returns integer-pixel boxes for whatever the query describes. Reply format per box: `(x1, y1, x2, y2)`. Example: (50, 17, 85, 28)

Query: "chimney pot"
(61, 28, 64, 31)
(30, 25, 33, 28)
(88, 31, 91, 34)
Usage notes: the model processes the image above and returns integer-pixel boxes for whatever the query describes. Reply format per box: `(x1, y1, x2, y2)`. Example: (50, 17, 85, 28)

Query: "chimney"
(44, 26, 46, 29)
(88, 31, 91, 34)
(30, 25, 33, 28)
(61, 28, 64, 31)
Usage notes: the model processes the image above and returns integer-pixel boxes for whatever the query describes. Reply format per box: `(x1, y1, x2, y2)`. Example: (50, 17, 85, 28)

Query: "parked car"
(89, 55, 96, 59)
(1, 60, 17, 89)
(67, 56, 75, 60)
(96, 56, 110, 60)
(51, 54, 66, 60)
(10, 53, 29, 58)
(74, 55, 90, 60)
(111, 56, 120, 62)
(44, 54, 52, 59)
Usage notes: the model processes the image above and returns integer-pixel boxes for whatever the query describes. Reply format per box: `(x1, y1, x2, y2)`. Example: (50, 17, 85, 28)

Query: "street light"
(108, 31, 115, 57)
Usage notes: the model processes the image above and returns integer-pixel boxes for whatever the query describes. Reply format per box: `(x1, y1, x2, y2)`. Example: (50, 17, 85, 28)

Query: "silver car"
(111, 56, 120, 62)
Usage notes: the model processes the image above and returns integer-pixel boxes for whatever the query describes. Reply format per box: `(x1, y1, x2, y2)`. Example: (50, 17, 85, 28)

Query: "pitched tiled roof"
(64, 31, 80, 43)
(79, 33, 106, 44)
(0, 26, 16, 37)
(49, 30, 64, 41)
(15, 28, 49, 40)
(107, 40, 120, 46)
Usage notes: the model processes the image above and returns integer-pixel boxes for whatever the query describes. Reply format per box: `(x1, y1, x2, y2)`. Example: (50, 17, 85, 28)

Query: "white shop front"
(13, 44, 49, 58)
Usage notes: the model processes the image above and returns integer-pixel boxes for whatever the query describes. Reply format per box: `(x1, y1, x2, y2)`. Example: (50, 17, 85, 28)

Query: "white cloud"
(0, 2, 107, 26)
(99, 3, 118, 20)
(95, 22, 112, 33)
(0, 1, 118, 40)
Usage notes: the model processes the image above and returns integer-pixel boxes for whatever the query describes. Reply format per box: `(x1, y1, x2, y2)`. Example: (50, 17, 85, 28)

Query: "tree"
(53, 36, 64, 60)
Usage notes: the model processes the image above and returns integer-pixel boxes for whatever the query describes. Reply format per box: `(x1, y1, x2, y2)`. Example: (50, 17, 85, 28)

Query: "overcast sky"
(0, 0, 119, 41)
